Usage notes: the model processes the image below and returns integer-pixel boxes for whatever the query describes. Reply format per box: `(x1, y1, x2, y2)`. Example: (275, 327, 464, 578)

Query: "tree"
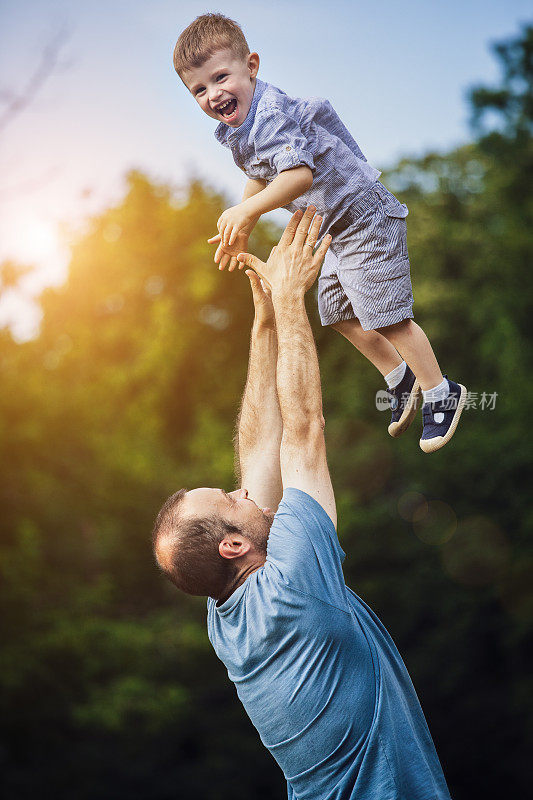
(0, 24, 532, 800)
(469, 23, 533, 141)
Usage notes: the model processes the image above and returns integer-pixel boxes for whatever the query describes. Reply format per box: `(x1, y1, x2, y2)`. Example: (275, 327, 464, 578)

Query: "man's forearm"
(272, 291, 323, 436)
(244, 167, 313, 218)
(272, 286, 336, 525)
(236, 318, 283, 506)
(235, 207, 335, 523)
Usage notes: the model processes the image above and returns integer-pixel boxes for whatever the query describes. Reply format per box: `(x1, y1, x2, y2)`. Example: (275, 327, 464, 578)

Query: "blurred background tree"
(0, 24, 531, 800)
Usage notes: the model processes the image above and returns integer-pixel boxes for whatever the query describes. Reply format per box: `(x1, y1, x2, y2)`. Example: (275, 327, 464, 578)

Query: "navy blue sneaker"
(419, 377, 467, 453)
(387, 365, 422, 438)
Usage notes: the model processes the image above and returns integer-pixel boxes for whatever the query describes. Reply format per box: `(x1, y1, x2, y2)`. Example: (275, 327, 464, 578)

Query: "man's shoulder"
(265, 489, 349, 612)
(275, 487, 332, 519)
(269, 488, 342, 560)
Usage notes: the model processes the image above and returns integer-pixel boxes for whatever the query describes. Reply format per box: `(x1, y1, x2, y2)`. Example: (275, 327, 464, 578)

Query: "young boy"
(173, 13, 466, 453)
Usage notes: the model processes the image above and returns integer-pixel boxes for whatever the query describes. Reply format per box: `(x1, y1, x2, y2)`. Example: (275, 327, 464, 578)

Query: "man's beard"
(247, 510, 274, 555)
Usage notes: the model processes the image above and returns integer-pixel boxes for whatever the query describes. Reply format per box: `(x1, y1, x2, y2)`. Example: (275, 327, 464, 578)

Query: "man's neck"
(216, 556, 265, 605)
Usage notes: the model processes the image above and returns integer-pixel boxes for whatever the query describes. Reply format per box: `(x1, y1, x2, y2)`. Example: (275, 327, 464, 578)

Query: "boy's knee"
(330, 320, 345, 333)
(331, 318, 361, 335)
(377, 319, 412, 339)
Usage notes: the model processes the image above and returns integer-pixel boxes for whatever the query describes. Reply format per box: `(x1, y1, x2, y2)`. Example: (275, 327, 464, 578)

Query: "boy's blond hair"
(173, 13, 250, 77)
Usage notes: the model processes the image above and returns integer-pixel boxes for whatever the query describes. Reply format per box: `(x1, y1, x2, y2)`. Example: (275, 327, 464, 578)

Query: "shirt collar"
(214, 78, 268, 147)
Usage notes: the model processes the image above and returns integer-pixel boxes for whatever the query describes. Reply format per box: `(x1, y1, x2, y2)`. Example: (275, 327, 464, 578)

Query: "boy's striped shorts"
(318, 182, 414, 331)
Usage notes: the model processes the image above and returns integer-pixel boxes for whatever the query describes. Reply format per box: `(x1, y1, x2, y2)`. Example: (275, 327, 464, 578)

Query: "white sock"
(385, 361, 407, 390)
(423, 378, 449, 404)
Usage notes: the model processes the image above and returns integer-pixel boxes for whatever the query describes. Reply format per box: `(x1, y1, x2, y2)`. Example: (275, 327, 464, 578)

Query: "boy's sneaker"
(419, 378, 467, 453)
(387, 365, 422, 438)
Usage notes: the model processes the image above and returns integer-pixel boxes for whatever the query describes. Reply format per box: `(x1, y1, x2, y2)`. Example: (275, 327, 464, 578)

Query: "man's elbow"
(282, 415, 325, 447)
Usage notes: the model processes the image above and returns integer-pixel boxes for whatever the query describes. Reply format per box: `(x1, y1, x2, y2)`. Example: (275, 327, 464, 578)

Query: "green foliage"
(469, 23, 533, 140)
(1, 24, 532, 800)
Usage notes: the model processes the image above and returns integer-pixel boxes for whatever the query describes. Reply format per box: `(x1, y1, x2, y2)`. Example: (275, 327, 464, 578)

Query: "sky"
(0, 0, 531, 339)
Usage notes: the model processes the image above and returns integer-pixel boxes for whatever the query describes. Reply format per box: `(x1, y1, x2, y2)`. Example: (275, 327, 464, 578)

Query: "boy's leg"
(378, 318, 467, 452)
(377, 319, 442, 391)
(318, 225, 419, 439)
(332, 318, 422, 438)
(331, 318, 402, 377)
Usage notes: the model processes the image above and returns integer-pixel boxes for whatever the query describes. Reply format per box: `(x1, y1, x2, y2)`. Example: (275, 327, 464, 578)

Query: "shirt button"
(285, 145, 292, 151)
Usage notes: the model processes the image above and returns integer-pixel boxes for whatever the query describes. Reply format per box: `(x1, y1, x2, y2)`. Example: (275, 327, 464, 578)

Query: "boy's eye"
(195, 87, 206, 96)
(216, 74, 227, 81)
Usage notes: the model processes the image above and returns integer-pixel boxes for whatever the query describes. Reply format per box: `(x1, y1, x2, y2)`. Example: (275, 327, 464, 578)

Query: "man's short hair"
(152, 488, 239, 598)
(173, 13, 250, 77)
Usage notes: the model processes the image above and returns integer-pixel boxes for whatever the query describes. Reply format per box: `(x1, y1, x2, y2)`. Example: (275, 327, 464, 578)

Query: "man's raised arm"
(237, 209, 336, 528)
(235, 270, 283, 513)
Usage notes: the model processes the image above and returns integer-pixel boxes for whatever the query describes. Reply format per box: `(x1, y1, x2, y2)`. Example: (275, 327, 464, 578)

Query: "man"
(153, 208, 452, 799)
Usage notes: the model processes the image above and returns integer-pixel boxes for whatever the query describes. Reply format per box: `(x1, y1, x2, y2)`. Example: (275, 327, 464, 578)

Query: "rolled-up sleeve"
(254, 107, 315, 174)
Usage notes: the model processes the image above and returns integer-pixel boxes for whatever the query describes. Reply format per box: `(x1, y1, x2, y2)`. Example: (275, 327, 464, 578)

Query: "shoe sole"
(388, 379, 422, 438)
(419, 384, 467, 453)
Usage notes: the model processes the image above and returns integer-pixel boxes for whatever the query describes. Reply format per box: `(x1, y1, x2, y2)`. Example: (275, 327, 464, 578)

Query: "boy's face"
(182, 49, 260, 128)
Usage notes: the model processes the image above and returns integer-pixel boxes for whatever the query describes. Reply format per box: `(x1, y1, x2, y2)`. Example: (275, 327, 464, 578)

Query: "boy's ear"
(247, 52, 260, 80)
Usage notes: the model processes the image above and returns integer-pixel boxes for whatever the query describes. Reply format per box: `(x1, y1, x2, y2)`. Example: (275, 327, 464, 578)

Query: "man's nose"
(230, 488, 248, 499)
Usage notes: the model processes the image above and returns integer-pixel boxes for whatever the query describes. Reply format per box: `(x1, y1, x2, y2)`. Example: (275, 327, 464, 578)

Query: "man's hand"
(217, 200, 257, 248)
(246, 269, 275, 328)
(236, 207, 331, 298)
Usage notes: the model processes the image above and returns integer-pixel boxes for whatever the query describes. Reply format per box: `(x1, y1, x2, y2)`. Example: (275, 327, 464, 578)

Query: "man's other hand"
(236, 207, 331, 297)
(246, 270, 275, 328)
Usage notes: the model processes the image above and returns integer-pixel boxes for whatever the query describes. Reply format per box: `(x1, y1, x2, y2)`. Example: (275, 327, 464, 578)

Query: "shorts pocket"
(376, 196, 408, 258)
(362, 258, 413, 315)
(367, 256, 410, 282)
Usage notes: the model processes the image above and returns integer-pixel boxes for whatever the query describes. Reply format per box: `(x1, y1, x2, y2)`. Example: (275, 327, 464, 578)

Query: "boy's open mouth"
(216, 98, 238, 122)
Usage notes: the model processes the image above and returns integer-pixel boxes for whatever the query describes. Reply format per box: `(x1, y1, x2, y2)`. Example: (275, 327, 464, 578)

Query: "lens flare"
(412, 500, 457, 545)
(441, 516, 509, 586)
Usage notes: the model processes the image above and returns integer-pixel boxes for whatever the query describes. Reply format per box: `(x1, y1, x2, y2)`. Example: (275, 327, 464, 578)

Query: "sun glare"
(15, 216, 59, 263)
(0, 207, 69, 297)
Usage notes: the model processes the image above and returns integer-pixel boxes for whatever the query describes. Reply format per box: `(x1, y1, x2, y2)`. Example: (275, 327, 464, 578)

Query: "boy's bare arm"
(245, 166, 313, 220)
(243, 177, 267, 201)
(218, 166, 314, 247)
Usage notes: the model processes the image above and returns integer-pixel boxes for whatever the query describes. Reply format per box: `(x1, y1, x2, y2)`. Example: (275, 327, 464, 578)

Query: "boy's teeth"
(217, 99, 236, 116)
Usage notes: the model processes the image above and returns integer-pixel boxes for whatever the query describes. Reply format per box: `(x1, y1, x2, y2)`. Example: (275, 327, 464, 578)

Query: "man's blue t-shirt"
(207, 489, 452, 800)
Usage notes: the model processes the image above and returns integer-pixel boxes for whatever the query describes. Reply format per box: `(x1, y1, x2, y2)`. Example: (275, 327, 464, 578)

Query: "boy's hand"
(207, 230, 250, 272)
(217, 201, 256, 247)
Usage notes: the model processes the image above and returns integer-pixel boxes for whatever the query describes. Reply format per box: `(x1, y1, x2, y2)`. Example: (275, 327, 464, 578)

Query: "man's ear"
(219, 536, 251, 560)
(248, 52, 260, 80)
